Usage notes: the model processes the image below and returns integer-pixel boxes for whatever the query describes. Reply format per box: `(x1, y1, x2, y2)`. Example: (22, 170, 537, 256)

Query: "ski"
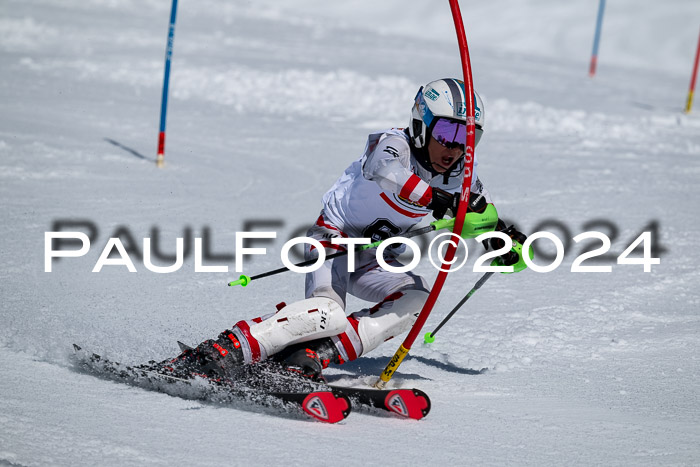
(328, 385, 431, 420)
(169, 339, 432, 419)
(72, 345, 351, 424)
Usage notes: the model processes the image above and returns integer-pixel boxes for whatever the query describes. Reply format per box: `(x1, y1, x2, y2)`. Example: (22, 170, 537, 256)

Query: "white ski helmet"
(409, 78, 484, 149)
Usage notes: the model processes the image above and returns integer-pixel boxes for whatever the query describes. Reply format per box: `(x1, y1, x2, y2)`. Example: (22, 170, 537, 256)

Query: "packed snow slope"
(1, 1, 699, 466)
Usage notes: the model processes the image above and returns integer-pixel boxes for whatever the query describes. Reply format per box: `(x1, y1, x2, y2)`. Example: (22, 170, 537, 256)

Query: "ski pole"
(228, 217, 454, 287)
(423, 271, 494, 343)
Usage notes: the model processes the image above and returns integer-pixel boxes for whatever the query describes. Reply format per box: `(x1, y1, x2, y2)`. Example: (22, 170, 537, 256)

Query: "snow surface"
(1, 0, 700, 465)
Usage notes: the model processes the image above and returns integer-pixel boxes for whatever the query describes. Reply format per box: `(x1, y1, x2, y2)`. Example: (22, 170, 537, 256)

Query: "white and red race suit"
(231, 128, 492, 364)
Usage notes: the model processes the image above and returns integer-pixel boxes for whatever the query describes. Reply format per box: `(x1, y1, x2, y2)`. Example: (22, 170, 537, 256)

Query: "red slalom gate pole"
(685, 27, 700, 113)
(375, 0, 476, 388)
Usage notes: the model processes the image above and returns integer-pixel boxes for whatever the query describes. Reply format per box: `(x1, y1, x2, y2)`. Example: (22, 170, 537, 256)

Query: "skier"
(167, 78, 529, 381)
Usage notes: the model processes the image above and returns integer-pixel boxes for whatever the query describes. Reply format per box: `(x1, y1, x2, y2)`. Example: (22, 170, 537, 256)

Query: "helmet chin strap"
(438, 156, 464, 184)
(423, 156, 463, 184)
(429, 159, 449, 174)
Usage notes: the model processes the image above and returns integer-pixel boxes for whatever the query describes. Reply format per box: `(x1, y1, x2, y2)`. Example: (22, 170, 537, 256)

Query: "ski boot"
(273, 337, 342, 382)
(157, 329, 245, 380)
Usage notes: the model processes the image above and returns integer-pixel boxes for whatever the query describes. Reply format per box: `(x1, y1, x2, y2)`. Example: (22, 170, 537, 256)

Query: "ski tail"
(177, 341, 193, 352)
(71, 344, 351, 423)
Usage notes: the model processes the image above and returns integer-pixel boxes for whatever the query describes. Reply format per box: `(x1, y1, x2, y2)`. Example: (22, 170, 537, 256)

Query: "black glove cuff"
(427, 188, 457, 219)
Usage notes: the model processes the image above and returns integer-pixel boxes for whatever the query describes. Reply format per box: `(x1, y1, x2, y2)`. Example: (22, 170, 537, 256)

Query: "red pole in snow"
(375, 0, 477, 388)
(685, 27, 700, 113)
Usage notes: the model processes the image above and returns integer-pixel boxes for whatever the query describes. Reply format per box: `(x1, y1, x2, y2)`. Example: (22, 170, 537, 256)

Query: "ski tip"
(302, 392, 351, 423)
(177, 341, 193, 352)
(73, 344, 82, 352)
(385, 388, 431, 420)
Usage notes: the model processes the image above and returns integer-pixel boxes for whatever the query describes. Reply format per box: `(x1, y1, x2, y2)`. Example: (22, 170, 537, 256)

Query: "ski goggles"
(432, 118, 483, 149)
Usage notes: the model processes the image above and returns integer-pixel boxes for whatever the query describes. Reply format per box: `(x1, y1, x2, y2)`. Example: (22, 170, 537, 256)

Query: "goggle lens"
(432, 119, 483, 148)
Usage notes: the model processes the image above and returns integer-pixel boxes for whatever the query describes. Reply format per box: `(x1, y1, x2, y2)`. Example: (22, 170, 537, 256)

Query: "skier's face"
(427, 136, 464, 173)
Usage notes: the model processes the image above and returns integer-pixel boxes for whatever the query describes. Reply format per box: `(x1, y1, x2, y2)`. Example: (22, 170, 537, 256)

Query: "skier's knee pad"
(354, 289, 429, 356)
(248, 297, 347, 357)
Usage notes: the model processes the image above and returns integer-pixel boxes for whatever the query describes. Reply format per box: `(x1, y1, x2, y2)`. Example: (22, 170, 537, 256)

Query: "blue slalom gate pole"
(589, 0, 606, 77)
(157, 0, 178, 167)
